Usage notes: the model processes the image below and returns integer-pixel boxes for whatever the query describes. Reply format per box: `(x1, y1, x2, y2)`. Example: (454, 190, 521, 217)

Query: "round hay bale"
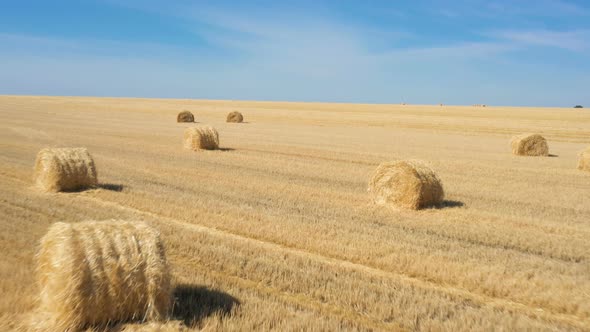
(183, 126, 219, 151)
(35, 220, 171, 331)
(33, 148, 98, 192)
(177, 111, 194, 123)
(578, 146, 590, 171)
(510, 133, 549, 156)
(368, 160, 444, 210)
(226, 111, 244, 123)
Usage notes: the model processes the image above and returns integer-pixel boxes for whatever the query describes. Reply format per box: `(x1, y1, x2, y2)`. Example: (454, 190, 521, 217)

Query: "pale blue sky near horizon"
(1, 0, 589, 107)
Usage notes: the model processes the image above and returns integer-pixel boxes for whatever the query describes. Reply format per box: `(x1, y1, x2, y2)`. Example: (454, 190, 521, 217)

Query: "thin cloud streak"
(488, 29, 590, 52)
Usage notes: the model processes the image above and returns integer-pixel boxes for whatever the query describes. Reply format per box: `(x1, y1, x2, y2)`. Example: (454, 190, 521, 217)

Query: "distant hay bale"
(35, 220, 171, 331)
(368, 160, 444, 210)
(33, 148, 98, 192)
(177, 111, 194, 123)
(578, 147, 590, 171)
(183, 126, 219, 151)
(226, 111, 244, 123)
(511, 134, 549, 156)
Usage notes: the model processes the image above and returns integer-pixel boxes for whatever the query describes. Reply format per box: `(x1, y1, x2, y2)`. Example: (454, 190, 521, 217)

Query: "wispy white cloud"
(180, 7, 518, 66)
(0, 32, 209, 59)
(485, 0, 590, 16)
(489, 29, 590, 51)
(2, 0, 589, 106)
(430, 0, 589, 20)
(385, 41, 517, 59)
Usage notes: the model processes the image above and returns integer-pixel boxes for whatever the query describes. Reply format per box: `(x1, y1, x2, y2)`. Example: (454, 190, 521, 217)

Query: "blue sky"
(1, 0, 589, 106)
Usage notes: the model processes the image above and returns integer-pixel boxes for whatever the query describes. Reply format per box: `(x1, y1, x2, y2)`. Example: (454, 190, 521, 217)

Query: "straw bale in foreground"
(35, 220, 171, 331)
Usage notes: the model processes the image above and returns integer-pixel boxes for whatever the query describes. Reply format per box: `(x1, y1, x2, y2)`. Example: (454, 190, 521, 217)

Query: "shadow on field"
(218, 148, 236, 152)
(60, 183, 124, 193)
(172, 284, 240, 326)
(436, 200, 465, 209)
(548, 154, 559, 157)
(98, 183, 124, 192)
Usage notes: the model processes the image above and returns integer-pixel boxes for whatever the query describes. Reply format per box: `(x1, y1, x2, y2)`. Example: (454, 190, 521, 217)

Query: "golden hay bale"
(183, 126, 219, 151)
(510, 133, 549, 156)
(226, 111, 244, 123)
(35, 220, 171, 331)
(578, 147, 590, 171)
(177, 111, 194, 123)
(368, 160, 444, 210)
(33, 148, 98, 192)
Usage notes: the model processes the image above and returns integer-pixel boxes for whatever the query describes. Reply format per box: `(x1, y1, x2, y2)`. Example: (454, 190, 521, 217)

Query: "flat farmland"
(0, 95, 589, 331)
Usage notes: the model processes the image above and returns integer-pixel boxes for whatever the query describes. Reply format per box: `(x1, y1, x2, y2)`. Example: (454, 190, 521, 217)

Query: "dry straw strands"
(578, 146, 590, 171)
(226, 111, 244, 123)
(121, 322, 188, 331)
(177, 111, 194, 123)
(511, 133, 549, 156)
(368, 160, 444, 210)
(183, 126, 219, 151)
(33, 148, 98, 192)
(35, 220, 171, 331)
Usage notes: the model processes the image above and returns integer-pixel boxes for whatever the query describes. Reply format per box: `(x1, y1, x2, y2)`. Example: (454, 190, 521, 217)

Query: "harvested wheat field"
(0, 95, 589, 331)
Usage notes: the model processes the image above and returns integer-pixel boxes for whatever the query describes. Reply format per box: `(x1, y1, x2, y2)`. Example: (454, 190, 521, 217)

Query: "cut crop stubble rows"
(0, 96, 589, 330)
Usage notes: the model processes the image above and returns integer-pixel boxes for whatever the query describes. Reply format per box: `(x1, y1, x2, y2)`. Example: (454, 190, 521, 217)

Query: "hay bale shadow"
(172, 284, 239, 326)
(58, 183, 124, 193)
(218, 148, 235, 152)
(548, 154, 559, 157)
(98, 183, 124, 192)
(436, 200, 464, 209)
